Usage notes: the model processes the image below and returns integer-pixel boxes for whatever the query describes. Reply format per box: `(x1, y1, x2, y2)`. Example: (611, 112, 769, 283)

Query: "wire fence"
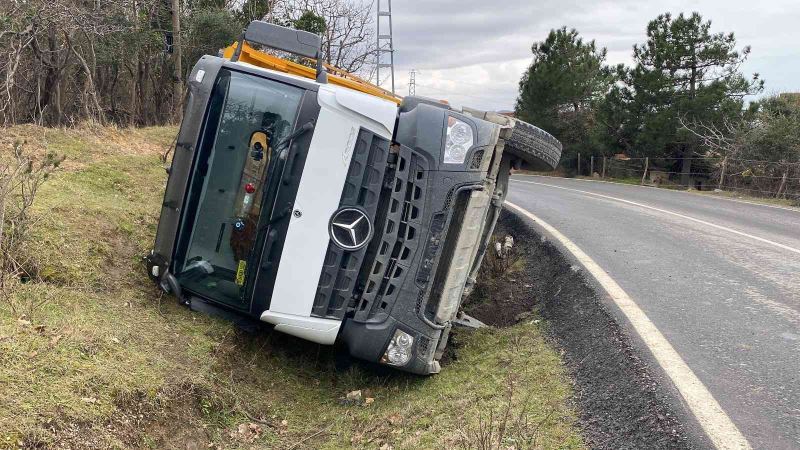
(573, 154, 800, 203)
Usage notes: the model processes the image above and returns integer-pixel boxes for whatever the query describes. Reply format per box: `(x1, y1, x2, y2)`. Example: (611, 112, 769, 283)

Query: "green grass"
(0, 125, 583, 449)
(596, 176, 642, 186)
(690, 188, 799, 208)
(522, 171, 799, 209)
(582, 175, 800, 207)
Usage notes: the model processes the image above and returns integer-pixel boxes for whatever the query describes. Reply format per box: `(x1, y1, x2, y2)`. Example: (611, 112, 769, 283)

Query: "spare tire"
(504, 118, 562, 171)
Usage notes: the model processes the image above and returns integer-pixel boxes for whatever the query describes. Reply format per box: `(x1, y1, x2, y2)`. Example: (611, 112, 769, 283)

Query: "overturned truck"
(146, 21, 561, 374)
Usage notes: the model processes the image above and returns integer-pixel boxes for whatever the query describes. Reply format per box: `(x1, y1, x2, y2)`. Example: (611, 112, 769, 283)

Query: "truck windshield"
(177, 69, 303, 308)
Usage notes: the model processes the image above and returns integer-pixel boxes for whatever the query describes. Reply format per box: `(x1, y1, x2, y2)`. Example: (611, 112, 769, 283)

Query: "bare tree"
(680, 116, 753, 159)
(0, 0, 379, 127)
(276, 0, 377, 76)
(0, 0, 174, 127)
(171, 0, 183, 120)
(680, 116, 751, 190)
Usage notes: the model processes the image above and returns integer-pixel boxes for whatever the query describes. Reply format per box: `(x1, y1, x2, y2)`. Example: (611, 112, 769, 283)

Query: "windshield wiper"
(277, 120, 315, 186)
(274, 120, 315, 153)
(256, 120, 315, 234)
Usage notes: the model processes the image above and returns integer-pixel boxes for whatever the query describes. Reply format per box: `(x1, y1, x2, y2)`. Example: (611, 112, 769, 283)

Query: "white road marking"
(511, 179, 800, 256)
(514, 174, 800, 214)
(505, 201, 751, 450)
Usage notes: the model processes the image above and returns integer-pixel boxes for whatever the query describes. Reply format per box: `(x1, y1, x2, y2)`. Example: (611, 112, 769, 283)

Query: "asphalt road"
(507, 175, 800, 450)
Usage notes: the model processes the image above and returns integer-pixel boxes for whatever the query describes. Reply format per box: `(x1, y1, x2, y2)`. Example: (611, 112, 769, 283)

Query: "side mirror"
(250, 131, 269, 161)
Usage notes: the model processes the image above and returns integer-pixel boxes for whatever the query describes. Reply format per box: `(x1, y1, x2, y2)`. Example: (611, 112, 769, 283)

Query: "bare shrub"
(0, 140, 63, 316)
(457, 370, 558, 449)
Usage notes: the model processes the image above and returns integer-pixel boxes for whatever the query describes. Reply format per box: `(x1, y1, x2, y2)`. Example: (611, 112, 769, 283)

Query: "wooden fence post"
(602, 157, 607, 179)
(577, 152, 581, 176)
(590, 156, 594, 176)
(640, 157, 649, 185)
(776, 170, 788, 198)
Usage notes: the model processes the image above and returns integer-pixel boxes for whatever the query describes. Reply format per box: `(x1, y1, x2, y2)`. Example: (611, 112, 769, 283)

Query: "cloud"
(380, 0, 800, 111)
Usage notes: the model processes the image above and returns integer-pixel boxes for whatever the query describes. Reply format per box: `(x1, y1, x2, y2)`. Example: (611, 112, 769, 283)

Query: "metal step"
(452, 312, 487, 329)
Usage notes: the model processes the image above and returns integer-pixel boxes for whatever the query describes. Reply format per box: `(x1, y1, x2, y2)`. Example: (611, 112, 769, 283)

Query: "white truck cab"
(146, 21, 561, 374)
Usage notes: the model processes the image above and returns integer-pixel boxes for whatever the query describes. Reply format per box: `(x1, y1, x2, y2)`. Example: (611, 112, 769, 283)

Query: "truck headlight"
(381, 329, 414, 366)
(443, 116, 474, 164)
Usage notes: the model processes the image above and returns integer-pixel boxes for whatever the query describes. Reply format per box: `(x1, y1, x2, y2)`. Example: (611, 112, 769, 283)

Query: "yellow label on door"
(235, 260, 247, 286)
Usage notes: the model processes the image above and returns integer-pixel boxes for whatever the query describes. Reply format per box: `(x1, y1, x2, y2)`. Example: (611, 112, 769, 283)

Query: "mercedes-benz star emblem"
(329, 207, 373, 251)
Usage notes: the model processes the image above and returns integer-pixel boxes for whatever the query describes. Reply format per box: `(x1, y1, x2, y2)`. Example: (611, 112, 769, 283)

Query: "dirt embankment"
(464, 210, 706, 450)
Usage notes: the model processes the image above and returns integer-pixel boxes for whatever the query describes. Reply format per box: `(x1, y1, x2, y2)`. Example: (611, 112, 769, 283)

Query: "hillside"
(0, 126, 582, 449)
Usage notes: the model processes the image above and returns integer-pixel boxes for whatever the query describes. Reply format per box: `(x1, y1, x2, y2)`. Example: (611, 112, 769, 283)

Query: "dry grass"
(0, 125, 583, 449)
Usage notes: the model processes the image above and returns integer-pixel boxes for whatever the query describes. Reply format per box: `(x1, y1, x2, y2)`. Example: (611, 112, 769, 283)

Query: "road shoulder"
(498, 208, 713, 449)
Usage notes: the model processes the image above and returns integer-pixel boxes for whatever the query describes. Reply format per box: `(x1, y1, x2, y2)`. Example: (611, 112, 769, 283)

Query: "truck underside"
(146, 21, 561, 374)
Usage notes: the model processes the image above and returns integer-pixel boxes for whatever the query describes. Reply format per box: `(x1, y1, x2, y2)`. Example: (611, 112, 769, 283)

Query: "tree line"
(516, 12, 800, 198)
(0, 0, 376, 128)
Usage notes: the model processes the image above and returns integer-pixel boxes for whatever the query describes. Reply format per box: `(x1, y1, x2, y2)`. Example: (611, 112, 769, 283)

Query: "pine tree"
(623, 12, 762, 185)
(515, 27, 612, 169)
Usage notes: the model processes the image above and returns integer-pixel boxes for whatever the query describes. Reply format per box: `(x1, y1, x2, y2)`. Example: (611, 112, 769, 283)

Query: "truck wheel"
(503, 118, 562, 171)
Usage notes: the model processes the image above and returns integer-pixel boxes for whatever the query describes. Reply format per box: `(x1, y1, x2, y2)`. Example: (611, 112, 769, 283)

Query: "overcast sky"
(380, 0, 800, 111)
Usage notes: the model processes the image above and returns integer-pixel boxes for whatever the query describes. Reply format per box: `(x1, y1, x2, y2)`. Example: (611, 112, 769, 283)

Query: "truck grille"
(352, 146, 429, 322)
(311, 129, 390, 319)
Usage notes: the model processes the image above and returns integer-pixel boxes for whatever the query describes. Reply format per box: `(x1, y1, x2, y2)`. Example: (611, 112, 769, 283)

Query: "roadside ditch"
(462, 209, 704, 449)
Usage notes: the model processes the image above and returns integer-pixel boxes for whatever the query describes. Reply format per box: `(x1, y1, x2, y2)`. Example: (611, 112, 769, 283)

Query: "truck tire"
(504, 118, 562, 171)
(458, 107, 561, 171)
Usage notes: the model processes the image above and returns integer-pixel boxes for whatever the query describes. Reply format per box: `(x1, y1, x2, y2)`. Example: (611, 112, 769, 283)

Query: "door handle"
(260, 229, 279, 270)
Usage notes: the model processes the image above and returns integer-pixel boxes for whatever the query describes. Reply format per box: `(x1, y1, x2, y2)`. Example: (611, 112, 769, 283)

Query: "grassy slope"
(0, 125, 583, 449)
